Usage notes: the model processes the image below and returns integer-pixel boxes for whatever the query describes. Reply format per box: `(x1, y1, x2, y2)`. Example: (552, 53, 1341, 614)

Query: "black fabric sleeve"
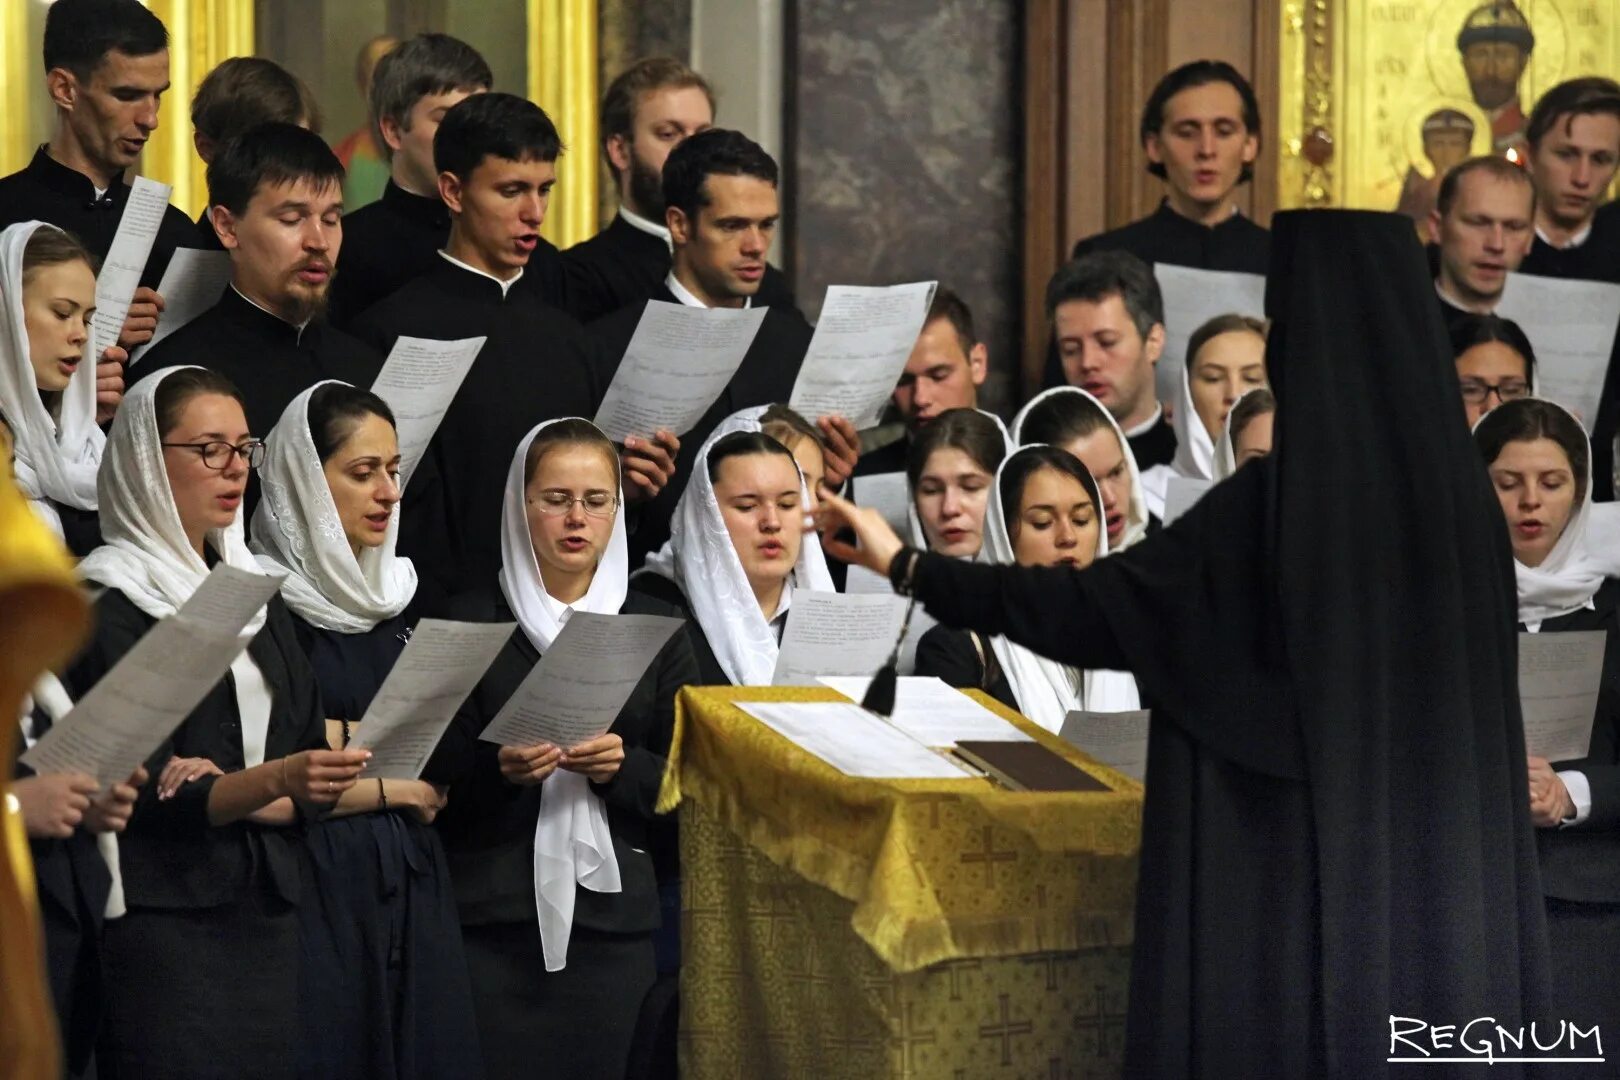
(591, 627, 700, 821)
(912, 625, 986, 691)
(909, 553, 1132, 672)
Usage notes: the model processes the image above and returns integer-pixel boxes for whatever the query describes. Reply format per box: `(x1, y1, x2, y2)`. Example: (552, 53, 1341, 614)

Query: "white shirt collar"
(767, 582, 793, 635)
(1435, 279, 1494, 315)
(1523, 596, 1596, 633)
(619, 205, 672, 250)
(665, 270, 752, 310)
(1535, 221, 1595, 251)
(438, 250, 523, 297)
(1121, 403, 1164, 439)
(231, 284, 311, 342)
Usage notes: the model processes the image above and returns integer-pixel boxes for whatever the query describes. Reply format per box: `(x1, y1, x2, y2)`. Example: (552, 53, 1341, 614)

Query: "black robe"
(349, 260, 604, 607)
(1126, 410, 1177, 471)
(1519, 209, 1620, 283)
(588, 285, 812, 567)
(425, 589, 697, 1080)
(129, 285, 385, 438)
(562, 211, 800, 325)
(64, 588, 328, 1080)
(287, 609, 482, 1080)
(330, 182, 572, 329)
(0, 145, 195, 288)
(911, 624, 1017, 713)
(903, 210, 1549, 1077)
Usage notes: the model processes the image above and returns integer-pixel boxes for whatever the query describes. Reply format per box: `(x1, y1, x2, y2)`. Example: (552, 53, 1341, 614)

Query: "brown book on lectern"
(953, 740, 1109, 793)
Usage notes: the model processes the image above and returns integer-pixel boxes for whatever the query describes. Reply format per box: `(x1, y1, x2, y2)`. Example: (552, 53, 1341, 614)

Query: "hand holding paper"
(789, 282, 937, 429)
(90, 176, 173, 361)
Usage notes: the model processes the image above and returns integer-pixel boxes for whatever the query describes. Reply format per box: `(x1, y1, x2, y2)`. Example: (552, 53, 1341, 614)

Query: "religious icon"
(1276, 0, 1619, 214)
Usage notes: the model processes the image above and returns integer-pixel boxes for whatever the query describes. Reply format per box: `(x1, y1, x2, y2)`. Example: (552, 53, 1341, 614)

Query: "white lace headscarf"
(0, 221, 104, 518)
(1012, 386, 1150, 551)
(641, 406, 835, 685)
(251, 381, 417, 633)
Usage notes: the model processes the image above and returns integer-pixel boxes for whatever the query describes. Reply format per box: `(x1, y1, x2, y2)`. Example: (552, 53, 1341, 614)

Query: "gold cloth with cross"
(659, 686, 1142, 1078)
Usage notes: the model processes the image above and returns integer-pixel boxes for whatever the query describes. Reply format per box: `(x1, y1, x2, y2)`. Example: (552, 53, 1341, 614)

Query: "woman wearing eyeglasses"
(425, 418, 698, 1080)
(1452, 313, 1537, 427)
(251, 382, 480, 1079)
(65, 366, 370, 1079)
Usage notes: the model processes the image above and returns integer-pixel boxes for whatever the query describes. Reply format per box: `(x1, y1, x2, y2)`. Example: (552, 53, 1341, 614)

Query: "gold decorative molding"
(0, 1, 31, 177)
(144, 0, 256, 216)
(528, 0, 600, 250)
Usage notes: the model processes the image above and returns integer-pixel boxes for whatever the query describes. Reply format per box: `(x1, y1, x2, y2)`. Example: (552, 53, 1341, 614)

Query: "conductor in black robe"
(351, 93, 676, 609)
(1043, 61, 1269, 391)
(0, 0, 196, 364)
(588, 128, 814, 567)
(820, 210, 1551, 1077)
(131, 124, 382, 440)
(563, 57, 798, 325)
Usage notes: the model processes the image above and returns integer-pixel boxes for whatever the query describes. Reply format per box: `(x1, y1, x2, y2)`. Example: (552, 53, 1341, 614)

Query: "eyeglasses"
(1458, 379, 1530, 405)
(528, 491, 618, 517)
(160, 439, 266, 470)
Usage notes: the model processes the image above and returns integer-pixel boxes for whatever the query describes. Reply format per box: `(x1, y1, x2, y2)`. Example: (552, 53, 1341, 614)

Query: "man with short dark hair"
(1049, 250, 1172, 468)
(1520, 77, 1620, 281)
(328, 33, 499, 325)
(1429, 155, 1536, 323)
(1043, 60, 1268, 389)
(353, 93, 673, 606)
(856, 287, 989, 477)
(589, 127, 840, 565)
(186, 56, 319, 249)
(0, 0, 199, 412)
(564, 57, 796, 323)
(134, 123, 381, 438)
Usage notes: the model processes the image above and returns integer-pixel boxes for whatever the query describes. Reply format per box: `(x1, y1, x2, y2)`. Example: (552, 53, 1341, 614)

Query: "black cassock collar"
(380, 180, 451, 232)
(23, 144, 125, 211)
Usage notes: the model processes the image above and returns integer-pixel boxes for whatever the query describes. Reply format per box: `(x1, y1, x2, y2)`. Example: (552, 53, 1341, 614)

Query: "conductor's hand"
(282, 749, 370, 805)
(561, 733, 625, 783)
(622, 430, 680, 505)
(1527, 755, 1576, 828)
(815, 484, 904, 576)
(498, 742, 561, 786)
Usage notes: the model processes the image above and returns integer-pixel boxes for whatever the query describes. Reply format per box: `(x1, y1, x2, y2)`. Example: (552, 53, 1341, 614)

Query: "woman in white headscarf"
(63, 366, 369, 1079)
(1014, 386, 1154, 551)
(1140, 314, 1267, 516)
(1475, 397, 1620, 1045)
(0, 221, 114, 553)
(251, 380, 479, 1080)
(1214, 387, 1276, 479)
(633, 405, 836, 685)
(424, 417, 697, 1080)
(914, 444, 1140, 730)
(902, 407, 1009, 560)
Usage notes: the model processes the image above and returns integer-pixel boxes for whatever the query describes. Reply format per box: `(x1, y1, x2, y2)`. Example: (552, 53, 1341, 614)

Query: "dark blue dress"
(290, 609, 481, 1080)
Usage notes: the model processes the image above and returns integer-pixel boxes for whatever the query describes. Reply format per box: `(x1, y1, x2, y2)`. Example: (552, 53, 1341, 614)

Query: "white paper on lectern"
(736, 700, 970, 779)
(346, 619, 516, 779)
(369, 335, 486, 487)
(1162, 476, 1213, 526)
(129, 247, 233, 365)
(1497, 274, 1620, 432)
(89, 176, 174, 362)
(818, 675, 1032, 746)
(836, 566, 937, 675)
(1152, 265, 1266, 406)
(21, 564, 284, 787)
(788, 282, 938, 428)
(1059, 709, 1152, 782)
(478, 613, 683, 749)
(850, 471, 912, 535)
(593, 301, 768, 442)
(1518, 630, 1606, 762)
(770, 591, 910, 686)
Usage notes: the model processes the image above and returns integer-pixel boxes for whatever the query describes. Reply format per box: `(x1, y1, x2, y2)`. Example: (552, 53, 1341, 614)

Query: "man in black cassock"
(1043, 60, 1269, 390)
(184, 57, 317, 251)
(1519, 77, 1620, 282)
(822, 210, 1552, 1078)
(588, 128, 859, 568)
(326, 34, 547, 328)
(131, 123, 381, 440)
(1428, 156, 1536, 327)
(562, 57, 798, 325)
(1048, 251, 1175, 469)
(350, 93, 676, 611)
(851, 287, 989, 480)
(0, 0, 197, 409)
